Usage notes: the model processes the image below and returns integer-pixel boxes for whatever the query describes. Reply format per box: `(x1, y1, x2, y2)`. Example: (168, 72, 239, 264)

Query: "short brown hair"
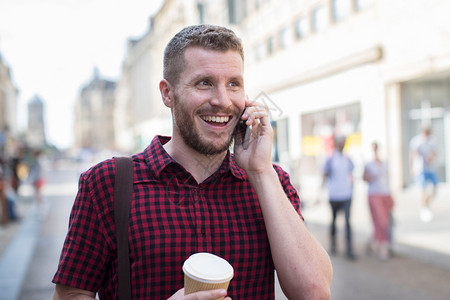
(163, 24, 244, 85)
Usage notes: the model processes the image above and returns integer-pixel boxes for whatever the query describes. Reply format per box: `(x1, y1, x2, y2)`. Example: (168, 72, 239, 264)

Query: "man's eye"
(198, 80, 211, 86)
(228, 81, 242, 89)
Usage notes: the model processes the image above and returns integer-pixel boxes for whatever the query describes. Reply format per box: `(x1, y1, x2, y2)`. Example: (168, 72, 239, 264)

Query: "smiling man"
(53, 25, 332, 300)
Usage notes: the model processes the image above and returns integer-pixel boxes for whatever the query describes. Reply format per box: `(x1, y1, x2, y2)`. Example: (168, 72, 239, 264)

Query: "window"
(295, 16, 310, 39)
(228, 0, 247, 24)
(267, 35, 275, 55)
(300, 103, 361, 175)
(354, 0, 374, 11)
(311, 5, 328, 32)
(280, 27, 293, 48)
(272, 118, 289, 163)
(332, 0, 351, 22)
(197, 2, 205, 24)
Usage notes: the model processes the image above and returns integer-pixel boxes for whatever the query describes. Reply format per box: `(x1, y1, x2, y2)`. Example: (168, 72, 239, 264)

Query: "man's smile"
(200, 115, 232, 127)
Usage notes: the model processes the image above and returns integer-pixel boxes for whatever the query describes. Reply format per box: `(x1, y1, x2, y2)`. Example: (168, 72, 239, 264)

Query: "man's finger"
(184, 289, 228, 299)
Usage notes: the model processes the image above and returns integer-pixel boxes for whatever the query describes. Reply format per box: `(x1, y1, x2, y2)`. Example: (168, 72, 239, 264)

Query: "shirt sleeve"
(52, 168, 113, 292)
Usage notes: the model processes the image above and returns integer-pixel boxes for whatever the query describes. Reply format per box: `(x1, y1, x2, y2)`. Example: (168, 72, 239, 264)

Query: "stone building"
(114, 24, 171, 153)
(0, 54, 19, 157)
(74, 69, 116, 150)
(26, 95, 46, 149)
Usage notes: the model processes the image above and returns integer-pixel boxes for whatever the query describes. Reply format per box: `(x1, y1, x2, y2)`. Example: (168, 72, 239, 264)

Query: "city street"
(1, 161, 449, 300)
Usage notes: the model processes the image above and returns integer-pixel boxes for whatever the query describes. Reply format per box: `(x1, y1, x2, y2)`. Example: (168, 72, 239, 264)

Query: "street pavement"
(0, 161, 449, 300)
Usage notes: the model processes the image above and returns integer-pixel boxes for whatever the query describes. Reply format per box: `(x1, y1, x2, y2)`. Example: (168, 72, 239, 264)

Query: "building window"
(228, 0, 247, 24)
(300, 102, 361, 174)
(197, 2, 205, 24)
(332, 0, 351, 22)
(255, 0, 260, 10)
(311, 5, 328, 33)
(295, 16, 310, 39)
(280, 27, 293, 49)
(228, 0, 238, 24)
(354, 0, 374, 11)
(267, 35, 275, 55)
(272, 118, 289, 163)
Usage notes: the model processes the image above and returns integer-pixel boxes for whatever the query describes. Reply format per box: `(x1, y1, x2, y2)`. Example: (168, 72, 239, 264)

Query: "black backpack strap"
(114, 156, 133, 300)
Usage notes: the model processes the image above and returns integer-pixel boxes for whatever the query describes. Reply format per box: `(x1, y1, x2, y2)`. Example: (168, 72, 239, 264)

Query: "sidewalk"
(301, 181, 450, 268)
(0, 185, 41, 300)
(0, 186, 35, 258)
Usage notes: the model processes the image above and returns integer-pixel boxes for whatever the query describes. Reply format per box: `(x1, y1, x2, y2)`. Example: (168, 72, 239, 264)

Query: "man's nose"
(210, 85, 232, 107)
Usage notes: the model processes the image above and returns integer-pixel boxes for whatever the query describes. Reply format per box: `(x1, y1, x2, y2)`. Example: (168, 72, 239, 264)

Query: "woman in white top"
(363, 142, 394, 260)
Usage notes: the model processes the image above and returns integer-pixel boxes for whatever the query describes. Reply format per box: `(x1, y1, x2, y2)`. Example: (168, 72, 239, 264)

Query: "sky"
(0, 0, 164, 149)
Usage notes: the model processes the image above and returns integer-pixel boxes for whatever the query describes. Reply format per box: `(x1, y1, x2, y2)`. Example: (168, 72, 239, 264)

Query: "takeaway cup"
(183, 252, 234, 299)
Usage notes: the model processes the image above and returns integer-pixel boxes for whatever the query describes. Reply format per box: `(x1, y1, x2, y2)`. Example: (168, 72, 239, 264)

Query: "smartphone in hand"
(234, 109, 251, 150)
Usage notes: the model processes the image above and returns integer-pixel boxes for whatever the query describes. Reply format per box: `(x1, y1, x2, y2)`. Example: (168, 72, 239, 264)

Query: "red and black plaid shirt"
(53, 136, 302, 299)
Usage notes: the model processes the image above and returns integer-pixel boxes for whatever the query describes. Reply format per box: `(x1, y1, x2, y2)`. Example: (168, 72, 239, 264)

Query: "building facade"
(26, 95, 46, 149)
(0, 54, 19, 157)
(237, 0, 450, 192)
(74, 69, 116, 150)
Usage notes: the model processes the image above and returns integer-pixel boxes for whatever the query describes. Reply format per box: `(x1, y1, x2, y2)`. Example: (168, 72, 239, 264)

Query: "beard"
(172, 93, 236, 156)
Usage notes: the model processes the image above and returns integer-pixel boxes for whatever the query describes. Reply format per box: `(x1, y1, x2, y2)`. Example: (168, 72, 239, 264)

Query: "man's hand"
(234, 100, 273, 175)
(167, 288, 231, 300)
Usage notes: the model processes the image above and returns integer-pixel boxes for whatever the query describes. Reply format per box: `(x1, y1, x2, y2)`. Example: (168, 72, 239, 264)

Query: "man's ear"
(160, 79, 174, 108)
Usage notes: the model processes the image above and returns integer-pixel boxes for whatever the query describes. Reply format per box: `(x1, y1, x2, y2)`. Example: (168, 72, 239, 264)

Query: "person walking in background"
(1, 157, 18, 223)
(409, 126, 438, 222)
(0, 165, 10, 225)
(28, 149, 46, 219)
(322, 135, 356, 260)
(9, 145, 26, 196)
(363, 142, 394, 261)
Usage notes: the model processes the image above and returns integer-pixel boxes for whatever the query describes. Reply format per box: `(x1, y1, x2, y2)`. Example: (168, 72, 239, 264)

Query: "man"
(409, 126, 438, 222)
(322, 136, 356, 260)
(53, 25, 332, 299)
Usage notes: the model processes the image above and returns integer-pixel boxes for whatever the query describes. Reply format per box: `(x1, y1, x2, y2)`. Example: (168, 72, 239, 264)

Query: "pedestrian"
(28, 149, 46, 219)
(52, 25, 332, 300)
(409, 126, 438, 222)
(363, 142, 394, 260)
(9, 145, 26, 196)
(1, 157, 18, 223)
(322, 135, 356, 260)
(0, 164, 10, 225)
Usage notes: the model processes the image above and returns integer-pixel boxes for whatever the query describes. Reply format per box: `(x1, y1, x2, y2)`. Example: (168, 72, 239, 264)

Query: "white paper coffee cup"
(183, 252, 234, 299)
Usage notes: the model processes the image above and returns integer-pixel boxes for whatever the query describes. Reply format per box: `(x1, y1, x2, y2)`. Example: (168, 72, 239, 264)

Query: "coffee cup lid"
(183, 252, 234, 284)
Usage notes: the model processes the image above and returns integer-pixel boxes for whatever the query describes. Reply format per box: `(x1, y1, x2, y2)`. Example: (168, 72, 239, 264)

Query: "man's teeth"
(202, 116, 229, 123)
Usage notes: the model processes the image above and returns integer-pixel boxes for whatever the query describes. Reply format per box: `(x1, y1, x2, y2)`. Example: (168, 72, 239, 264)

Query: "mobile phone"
(235, 111, 251, 150)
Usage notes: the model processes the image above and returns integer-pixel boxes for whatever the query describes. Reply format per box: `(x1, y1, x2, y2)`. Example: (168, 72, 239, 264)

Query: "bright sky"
(0, 0, 163, 149)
